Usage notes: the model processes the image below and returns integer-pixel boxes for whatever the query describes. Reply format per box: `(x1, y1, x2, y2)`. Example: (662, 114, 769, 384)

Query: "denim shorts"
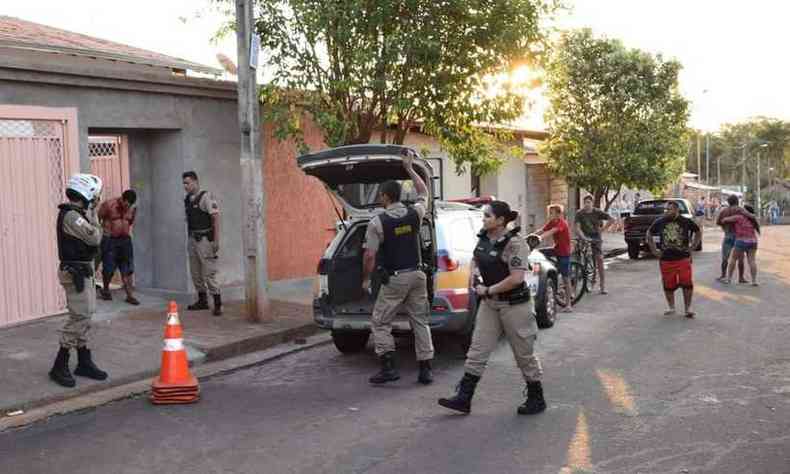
(734, 240, 757, 251)
(556, 256, 571, 277)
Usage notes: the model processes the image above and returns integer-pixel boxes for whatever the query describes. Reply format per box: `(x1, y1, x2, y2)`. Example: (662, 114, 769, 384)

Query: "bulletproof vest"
(378, 206, 421, 272)
(474, 227, 522, 287)
(57, 204, 98, 262)
(184, 191, 212, 231)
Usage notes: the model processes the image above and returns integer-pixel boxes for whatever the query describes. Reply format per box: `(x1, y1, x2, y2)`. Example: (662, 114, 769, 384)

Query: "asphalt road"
(3, 227, 790, 474)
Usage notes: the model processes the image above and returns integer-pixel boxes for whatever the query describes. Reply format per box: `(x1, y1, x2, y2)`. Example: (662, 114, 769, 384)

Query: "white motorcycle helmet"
(66, 173, 103, 203)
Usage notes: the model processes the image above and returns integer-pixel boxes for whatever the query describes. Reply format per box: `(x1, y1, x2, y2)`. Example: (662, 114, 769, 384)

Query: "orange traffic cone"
(150, 301, 200, 404)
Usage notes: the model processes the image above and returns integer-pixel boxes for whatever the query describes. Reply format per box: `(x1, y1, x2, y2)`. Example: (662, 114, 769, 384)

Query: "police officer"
(182, 171, 222, 316)
(438, 201, 547, 415)
(362, 149, 434, 385)
(49, 174, 109, 387)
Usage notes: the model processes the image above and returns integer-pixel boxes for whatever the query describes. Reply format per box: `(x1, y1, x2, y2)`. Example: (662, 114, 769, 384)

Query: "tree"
(245, 0, 559, 174)
(542, 29, 690, 210)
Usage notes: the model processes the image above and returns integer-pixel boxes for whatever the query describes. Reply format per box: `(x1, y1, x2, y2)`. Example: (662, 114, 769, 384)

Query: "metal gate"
(0, 106, 79, 327)
(89, 135, 129, 201)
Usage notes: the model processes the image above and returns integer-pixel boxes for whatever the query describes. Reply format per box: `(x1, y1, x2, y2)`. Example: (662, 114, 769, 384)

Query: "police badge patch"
(510, 256, 523, 267)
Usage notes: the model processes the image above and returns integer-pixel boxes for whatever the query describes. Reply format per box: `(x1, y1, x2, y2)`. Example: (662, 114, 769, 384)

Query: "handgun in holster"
(60, 263, 93, 293)
(375, 266, 390, 286)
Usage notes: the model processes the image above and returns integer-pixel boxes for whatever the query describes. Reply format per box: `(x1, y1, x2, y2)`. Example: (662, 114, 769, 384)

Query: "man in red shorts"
(646, 201, 701, 318)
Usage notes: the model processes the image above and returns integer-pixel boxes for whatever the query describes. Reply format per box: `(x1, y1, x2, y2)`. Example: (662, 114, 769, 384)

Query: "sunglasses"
(483, 213, 494, 218)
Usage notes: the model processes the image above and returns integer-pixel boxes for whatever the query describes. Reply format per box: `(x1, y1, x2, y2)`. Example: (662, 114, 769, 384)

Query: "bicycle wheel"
(557, 261, 587, 307)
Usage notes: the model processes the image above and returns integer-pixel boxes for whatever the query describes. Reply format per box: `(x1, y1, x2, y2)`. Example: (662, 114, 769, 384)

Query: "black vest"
(57, 204, 99, 263)
(378, 206, 421, 272)
(185, 191, 212, 231)
(474, 227, 525, 289)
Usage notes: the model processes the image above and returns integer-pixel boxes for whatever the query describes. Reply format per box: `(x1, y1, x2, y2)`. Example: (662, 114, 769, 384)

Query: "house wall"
(263, 118, 337, 281)
(0, 77, 243, 294)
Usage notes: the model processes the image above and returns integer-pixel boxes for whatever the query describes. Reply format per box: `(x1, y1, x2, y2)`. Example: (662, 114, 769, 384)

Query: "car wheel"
(536, 275, 557, 329)
(627, 241, 640, 260)
(331, 330, 370, 354)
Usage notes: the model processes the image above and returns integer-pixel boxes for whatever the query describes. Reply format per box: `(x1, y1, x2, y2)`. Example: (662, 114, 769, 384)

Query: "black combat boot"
(49, 347, 76, 388)
(417, 359, 433, 385)
(212, 294, 223, 317)
(73, 347, 108, 381)
(438, 373, 480, 413)
(517, 381, 547, 415)
(369, 352, 400, 384)
(187, 292, 209, 311)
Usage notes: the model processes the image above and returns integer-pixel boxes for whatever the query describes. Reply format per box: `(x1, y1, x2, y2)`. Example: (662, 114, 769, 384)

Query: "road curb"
(0, 327, 329, 432)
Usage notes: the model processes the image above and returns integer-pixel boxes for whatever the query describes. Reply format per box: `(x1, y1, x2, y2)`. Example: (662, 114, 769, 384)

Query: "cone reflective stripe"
(151, 301, 200, 405)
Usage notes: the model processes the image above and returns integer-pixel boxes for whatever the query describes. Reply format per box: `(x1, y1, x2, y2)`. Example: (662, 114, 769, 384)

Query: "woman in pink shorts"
(721, 205, 760, 285)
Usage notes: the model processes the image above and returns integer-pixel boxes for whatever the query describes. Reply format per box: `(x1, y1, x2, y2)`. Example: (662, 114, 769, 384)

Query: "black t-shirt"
(648, 215, 700, 261)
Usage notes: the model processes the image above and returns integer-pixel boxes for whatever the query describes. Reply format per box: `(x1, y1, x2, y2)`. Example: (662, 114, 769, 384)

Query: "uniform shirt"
(574, 208, 610, 240)
(499, 233, 530, 273)
(364, 197, 427, 253)
(648, 215, 700, 261)
(187, 191, 221, 216)
(62, 207, 102, 260)
(540, 217, 571, 257)
(98, 197, 136, 238)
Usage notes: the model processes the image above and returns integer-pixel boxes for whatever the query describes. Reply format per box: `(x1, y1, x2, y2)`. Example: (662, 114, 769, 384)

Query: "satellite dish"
(216, 53, 237, 76)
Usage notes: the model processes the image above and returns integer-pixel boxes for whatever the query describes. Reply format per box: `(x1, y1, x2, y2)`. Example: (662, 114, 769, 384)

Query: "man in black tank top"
(362, 150, 435, 385)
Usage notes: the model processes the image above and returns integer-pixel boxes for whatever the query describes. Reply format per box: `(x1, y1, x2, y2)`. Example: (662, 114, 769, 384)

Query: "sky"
(3, 0, 789, 132)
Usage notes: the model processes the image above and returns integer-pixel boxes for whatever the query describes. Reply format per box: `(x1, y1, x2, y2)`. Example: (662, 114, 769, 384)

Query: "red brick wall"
(263, 118, 337, 281)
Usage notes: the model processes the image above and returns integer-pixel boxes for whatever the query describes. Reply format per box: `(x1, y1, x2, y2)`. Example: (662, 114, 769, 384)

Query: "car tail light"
(317, 258, 331, 275)
(431, 304, 450, 312)
(437, 254, 459, 272)
(434, 288, 469, 312)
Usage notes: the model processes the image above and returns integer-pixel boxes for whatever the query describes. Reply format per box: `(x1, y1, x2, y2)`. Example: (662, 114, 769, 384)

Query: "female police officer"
(438, 201, 547, 415)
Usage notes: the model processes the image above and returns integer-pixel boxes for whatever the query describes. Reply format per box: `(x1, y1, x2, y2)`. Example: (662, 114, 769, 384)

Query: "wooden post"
(236, 0, 270, 322)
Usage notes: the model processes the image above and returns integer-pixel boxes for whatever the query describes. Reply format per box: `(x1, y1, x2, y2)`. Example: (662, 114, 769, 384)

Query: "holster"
(60, 263, 93, 293)
(374, 266, 390, 286)
(192, 229, 214, 242)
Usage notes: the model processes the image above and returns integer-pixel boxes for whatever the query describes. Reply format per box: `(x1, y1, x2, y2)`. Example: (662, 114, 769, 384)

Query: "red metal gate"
(0, 106, 79, 327)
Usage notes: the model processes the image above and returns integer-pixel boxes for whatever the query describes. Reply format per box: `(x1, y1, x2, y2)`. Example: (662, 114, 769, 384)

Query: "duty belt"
(389, 267, 419, 276)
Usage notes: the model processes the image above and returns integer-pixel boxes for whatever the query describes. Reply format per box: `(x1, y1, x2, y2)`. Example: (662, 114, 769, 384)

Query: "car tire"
(331, 330, 370, 354)
(535, 275, 557, 329)
(627, 241, 640, 260)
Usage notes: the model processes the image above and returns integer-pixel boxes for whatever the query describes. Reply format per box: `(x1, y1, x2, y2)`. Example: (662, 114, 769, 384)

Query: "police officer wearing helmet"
(50, 174, 109, 387)
(438, 201, 547, 415)
(363, 149, 434, 385)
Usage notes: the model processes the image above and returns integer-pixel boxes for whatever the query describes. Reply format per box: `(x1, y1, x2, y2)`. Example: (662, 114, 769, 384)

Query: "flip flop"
(751, 282, 759, 287)
(664, 309, 676, 316)
(684, 311, 695, 319)
(599, 289, 608, 295)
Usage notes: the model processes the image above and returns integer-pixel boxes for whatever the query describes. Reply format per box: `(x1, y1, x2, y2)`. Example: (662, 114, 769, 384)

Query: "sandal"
(100, 289, 112, 301)
(125, 296, 141, 306)
(664, 309, 676, 316)
(684, 311, 695, 319)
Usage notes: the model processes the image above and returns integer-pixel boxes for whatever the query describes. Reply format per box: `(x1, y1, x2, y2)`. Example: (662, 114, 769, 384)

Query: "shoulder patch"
(510, 256, 523, 267)
(74, 217, 86, 227)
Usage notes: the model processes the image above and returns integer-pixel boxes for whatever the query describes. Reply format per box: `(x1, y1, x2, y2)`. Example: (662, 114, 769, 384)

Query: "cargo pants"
(370, 270, 434, 361)
(188, 236, 219, 296)
(465, 298, 543, 382)
(58, 267, 97, 349)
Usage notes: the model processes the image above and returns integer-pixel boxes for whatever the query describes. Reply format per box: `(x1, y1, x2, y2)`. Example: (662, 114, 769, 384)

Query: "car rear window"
(634, 200, 689, 215)
(437, 212, 482, 255)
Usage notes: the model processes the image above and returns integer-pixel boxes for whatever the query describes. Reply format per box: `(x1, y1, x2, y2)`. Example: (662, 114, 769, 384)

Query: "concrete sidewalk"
(0, 287, 319, 418)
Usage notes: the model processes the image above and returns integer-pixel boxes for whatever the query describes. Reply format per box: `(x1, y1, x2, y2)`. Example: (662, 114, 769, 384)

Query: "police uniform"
(438, 227, 547, 415)
(50, 202, 108, 387)
(365, 196, 434, 383)
(465, 229, 542, 382)
(185, 190, 221, 312)
(57, 204, 102, 348)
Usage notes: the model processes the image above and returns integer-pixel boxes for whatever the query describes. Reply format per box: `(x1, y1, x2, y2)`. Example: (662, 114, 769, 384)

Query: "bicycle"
(572, 238, 597, 291)
(536, 247, 587, 307)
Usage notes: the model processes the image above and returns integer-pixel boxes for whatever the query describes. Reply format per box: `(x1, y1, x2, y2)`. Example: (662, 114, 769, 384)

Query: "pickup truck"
(623, 198, 701, 259)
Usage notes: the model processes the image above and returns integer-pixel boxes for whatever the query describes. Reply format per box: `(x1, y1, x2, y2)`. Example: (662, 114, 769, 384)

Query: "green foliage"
(542, 29, 690, 209)
(695, 118, 790, 196)
(247, 0, 559, 172)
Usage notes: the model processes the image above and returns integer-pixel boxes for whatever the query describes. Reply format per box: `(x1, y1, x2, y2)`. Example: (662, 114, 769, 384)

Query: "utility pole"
(696, 132, 701, 180)
(717, 155, 721, 187)
(705, 134, 710, 184)
(757, 149, 762, 219)
(741, 145, 747, 198)
(236, 0, 270, 322)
